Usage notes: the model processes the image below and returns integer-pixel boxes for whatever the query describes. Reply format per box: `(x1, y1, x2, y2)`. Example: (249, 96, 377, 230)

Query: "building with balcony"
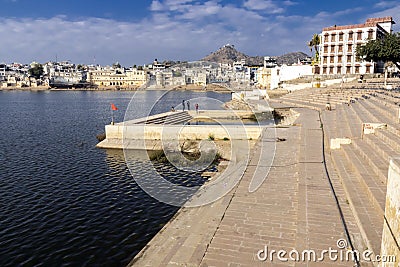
(318, 17, 395, 75)
(88, 67, 147, 88)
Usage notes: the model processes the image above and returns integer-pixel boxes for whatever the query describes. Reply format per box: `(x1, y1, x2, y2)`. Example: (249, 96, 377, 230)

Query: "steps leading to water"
(330, 149, 384, 256)
(273, 86, 400, 262)
(144, 111, 192, 125)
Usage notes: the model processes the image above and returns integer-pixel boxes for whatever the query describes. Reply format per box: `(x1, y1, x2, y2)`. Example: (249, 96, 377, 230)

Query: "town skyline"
(0, 0, 399, 65)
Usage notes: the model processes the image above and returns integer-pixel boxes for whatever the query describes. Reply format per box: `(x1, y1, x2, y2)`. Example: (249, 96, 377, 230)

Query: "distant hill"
(276, 52, 309, 65)
(201, 44, 309, 66)
(201, 44, 257, 64)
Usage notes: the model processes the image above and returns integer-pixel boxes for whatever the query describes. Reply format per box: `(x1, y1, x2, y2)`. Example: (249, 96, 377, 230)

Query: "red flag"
(111, 103, 118, 111)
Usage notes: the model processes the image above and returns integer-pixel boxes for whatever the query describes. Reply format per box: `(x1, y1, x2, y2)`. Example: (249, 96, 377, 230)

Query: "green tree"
(308, 33, 321, 64)
(356, 32, 400, 69)
(28, 63, 44, 79)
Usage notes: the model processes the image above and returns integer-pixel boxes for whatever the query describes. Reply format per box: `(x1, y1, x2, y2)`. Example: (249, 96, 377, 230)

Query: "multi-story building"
(87, 67, 147, 88)
(318, 17, 395, 75)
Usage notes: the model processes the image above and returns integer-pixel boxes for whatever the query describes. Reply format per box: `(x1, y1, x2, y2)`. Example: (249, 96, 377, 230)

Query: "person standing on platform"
(182, 100, 185, 111)
(195, 103, 199, 114)
(186, 100, 190, 111)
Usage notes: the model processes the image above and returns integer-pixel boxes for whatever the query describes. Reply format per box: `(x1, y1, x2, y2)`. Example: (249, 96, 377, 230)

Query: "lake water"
(0, 90, 231, 266)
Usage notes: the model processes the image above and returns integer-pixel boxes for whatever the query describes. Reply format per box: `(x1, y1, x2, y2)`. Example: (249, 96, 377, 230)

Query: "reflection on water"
(0, 90, 231, 266)
(123, 148, 217, 207)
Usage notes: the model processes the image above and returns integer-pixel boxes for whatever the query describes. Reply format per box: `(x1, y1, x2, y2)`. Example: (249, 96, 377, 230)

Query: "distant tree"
(356, 32, 400, 69)
(77, 64, 84, 71)
(112, 62, 121, 69)
(28, 63, 44, 79)
(133, 64, 137, 69)
(307, 33, 321, 64)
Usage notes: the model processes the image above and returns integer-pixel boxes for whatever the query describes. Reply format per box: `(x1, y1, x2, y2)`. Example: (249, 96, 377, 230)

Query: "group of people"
(171, 100, 199, 113)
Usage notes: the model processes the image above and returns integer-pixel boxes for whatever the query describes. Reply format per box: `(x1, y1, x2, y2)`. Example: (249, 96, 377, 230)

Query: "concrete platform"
(97, 110, 269, 149)
(128, 108, 366, 267)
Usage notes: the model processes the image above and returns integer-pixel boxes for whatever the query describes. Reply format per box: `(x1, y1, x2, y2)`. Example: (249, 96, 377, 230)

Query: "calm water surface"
(0, 90, 231, 266)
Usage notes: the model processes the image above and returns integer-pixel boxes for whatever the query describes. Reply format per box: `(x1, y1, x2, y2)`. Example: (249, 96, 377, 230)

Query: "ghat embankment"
(123, 85, 400, 266)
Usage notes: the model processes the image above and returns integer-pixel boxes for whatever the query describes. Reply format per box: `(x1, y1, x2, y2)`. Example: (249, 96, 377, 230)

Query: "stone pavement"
(129, 108, 367, 267)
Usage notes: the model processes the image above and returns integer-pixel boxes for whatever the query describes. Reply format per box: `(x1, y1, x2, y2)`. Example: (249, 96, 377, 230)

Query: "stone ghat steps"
(375, 92, 400, 105)
(363, 134, 400, 169)
(280, 90, 396, 259)
(270, 96, 324, 109)
(342, 100, 394, 184)
(274, 98, 325, 110)
(341, 144, 386, 214)
(321, 108, 337, 140)
(277, 89, 378, 112)
(350, 101, 380, 124)
(281, 91, 368, 102)
(366, 97, 398, 122)
(144, 111, 192, 125)
(330, 149, 384, 257)
(349, 139, 388, 186)
(358, 97, 395, 125)
(280, 95, 349, 107)
(283, 94, 348, 103)
(372, 92, 400, 108)
(375, 129, 400, 151)
(350, 100, 400, 138)
(340, 105, 362, 138)
(326, 91, 400, 260)
(333, 105, 356, 139)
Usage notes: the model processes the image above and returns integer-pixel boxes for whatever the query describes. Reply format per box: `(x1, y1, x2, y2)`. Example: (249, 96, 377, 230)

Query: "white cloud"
(283, 1, 297, 6)
(1, 1, 394, 66)
(150, 0, 164, 11)
(178, 1, 221, 20)
(365, 4, 400, 31)
(165, 0, 195, 5)
(243, 0, 284, 13)
(374, 1, 399, 9)
(0, 1, 310, 65)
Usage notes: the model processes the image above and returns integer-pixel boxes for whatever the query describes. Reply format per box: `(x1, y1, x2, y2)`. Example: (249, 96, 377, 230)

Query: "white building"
(318, 17, 395, 75)
(267, 65, 313, 89)
(88, 67, 147, 88)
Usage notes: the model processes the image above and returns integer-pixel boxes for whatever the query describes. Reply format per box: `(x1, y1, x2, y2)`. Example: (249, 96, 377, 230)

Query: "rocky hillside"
(276, 52, 309, 65)
(201, 44, 309, 66)
(201, 44, 241, 63)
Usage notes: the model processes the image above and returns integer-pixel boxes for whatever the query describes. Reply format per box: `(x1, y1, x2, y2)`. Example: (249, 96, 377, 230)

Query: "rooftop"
(323, 16, 395, 32)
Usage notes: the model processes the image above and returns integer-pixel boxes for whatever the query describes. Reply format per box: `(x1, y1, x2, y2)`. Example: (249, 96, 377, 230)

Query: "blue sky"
(0, 0, 399, 65)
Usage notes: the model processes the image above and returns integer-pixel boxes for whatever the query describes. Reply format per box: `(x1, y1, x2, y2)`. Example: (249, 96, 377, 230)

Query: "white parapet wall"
(330, 138, 352, 149)
(362, 123, 387, 135)
(97, 123, 263, 149)
(97, 110, 269, 149)
(380, 158, 400, 267)
(105, 124, 262, 140)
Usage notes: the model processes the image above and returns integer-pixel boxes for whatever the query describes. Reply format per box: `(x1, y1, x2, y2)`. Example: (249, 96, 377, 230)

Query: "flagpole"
(110, 103, 118, 125)
(111, 103, 114, 125)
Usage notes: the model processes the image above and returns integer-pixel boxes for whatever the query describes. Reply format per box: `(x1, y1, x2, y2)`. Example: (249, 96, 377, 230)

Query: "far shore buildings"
(0, 17, 397, 90)
(318, 16, 395, 75)
(87, 67, 147, 88)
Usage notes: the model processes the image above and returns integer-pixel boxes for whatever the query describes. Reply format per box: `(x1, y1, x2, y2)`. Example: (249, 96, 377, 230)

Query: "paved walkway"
(129, 108, 367, 267)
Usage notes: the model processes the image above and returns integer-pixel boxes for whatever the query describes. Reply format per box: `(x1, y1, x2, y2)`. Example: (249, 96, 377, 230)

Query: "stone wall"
(105, 124, 262, 140)
(380, 158, 400, 266)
